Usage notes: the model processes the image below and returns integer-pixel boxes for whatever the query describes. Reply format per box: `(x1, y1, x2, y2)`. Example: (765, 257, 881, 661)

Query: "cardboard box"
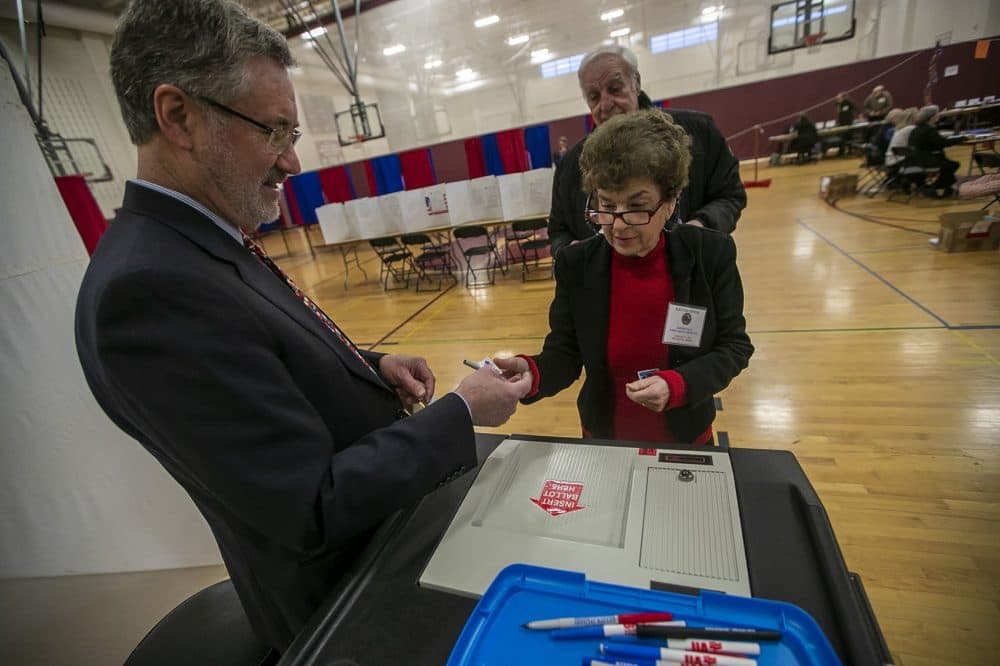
(937, 211, 1000, 252)
(819, 173, 858, 201)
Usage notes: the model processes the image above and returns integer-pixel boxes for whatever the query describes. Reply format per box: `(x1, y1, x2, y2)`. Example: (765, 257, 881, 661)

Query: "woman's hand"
(625, 376, 671, 413)
(491, 356, 531, 385)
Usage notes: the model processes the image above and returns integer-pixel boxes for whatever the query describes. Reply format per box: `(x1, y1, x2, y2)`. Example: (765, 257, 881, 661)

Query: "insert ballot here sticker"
(530, 480, 586, 516)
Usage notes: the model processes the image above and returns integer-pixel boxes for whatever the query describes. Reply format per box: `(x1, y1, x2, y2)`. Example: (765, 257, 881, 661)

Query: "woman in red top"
(495, 110, 753, 444)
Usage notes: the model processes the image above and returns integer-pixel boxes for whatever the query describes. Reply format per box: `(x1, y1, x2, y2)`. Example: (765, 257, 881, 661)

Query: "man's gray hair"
(915, 104, 940, 124)
(111, 0, 294, 145)
(577, 45, 640, 83)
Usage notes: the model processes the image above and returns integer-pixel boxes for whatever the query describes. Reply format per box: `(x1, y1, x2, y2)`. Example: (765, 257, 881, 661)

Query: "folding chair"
(886, 147, 939, 203)
(502, 223, 536, 270)
(973, 151, 1000, 175)
(399, 233, 457, 292)
(368, 236, 413, 291)
(508, 219, 554, 282)
(857, 143, 890, 197)
(452, 225, 505, 288)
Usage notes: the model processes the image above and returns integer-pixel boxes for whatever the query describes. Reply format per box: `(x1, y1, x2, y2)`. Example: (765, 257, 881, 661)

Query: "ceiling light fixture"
(610, 27, 631, 38)
(507, 34, 529, 46)
(474, 15, 500, 28)
(424, 58, 443, 70)
(383, 44, 406, 56)
(600, 9, 624, 21)
(530, 48, 551, 63)
(456, 68, 477, 81)
(304, 26, 327, 40)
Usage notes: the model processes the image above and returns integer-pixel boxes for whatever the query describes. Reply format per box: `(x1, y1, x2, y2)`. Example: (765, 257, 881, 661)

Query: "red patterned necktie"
(241, 232, 380, 378)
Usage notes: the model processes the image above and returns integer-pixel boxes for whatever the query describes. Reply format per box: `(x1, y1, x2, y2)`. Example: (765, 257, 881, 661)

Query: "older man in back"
(548, 46, 746, 256)
(75, 0, 530, 655)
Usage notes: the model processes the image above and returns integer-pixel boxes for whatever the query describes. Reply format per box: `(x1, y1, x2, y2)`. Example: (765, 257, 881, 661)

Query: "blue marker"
(582, 658, 660, 666)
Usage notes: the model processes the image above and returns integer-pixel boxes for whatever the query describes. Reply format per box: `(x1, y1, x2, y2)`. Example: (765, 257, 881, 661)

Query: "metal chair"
(502, 222, 535, 270)
(399, 233, 457, 292)
(368, 236, 413, 291)
(886, 147, 939, 203)
(452, 225, 505, 288)
(508, 219, 553, 282)
(973, 151, 1000, 175)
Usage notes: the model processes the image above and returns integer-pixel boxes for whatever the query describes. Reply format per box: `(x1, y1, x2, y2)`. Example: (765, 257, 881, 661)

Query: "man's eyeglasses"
(198, 96, 302, 155)
(585, 192, 666, 226)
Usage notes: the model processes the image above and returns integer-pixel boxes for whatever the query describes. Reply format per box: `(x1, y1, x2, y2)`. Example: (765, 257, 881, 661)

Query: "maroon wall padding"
(549, 117, 588, 152)
(664, 38, 999, 158)
(429, 140, 470, 183)
(345, 161, 370, 198)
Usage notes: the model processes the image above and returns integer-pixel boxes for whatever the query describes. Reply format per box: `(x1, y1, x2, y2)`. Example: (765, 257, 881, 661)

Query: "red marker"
(666, 639, 760, 656)
(522, 611, 674, 630)
(602, 642, 758, 666)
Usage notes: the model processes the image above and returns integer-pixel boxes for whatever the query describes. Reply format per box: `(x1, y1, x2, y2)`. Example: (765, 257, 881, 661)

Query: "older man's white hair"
(577, 45, 640, 84)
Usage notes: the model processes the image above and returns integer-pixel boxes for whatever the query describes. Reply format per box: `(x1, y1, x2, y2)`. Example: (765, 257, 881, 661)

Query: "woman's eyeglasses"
(585, 192, 666, 226)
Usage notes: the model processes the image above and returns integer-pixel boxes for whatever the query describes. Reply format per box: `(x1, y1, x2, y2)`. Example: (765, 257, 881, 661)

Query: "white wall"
(0, 63, 221, 579)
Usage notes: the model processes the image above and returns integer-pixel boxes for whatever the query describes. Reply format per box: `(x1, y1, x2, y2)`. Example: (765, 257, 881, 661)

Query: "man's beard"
(196, 139, 283, 232)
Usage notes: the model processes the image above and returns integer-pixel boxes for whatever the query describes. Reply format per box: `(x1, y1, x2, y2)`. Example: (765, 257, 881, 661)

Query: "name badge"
(662, 302, 707, 347)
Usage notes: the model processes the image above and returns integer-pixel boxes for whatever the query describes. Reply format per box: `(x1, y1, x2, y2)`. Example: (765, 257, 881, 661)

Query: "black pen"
(634, 625, 782, 641)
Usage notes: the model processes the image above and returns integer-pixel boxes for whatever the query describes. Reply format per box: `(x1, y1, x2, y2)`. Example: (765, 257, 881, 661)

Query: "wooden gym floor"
(271, 146, 999, 666)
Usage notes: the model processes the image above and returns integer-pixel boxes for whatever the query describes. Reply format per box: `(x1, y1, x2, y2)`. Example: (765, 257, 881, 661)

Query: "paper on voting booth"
(448, 176, 503, 226)
(445, 181, 474, 226)
(498, 173, 526, 220)
(403, 184, 450, 231)
(469, 176, 503, 222)
(344, 197, 380, 240)
(316, 202, 357, 245)
(522, 168, 554, 216)
(376, 192, 405, 236)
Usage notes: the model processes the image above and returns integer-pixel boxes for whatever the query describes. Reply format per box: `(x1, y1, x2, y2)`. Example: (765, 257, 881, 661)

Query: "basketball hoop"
(803, 32, 826, 53)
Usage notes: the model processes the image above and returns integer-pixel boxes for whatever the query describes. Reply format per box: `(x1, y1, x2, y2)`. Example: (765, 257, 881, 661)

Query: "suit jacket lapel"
(122, 184, 392, 394)
(667, 229, 696, 303)
(581, 240, 612, 376)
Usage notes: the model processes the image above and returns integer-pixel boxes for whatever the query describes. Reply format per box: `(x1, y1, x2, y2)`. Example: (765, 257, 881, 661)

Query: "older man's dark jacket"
(548, 93, 746, 256)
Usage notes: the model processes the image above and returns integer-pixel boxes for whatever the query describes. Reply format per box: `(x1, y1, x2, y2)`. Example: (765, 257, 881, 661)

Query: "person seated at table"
(909, 105, 962, 198)
(493, 110, 754, 445)
(790, 114, 819, 163)
(884, 107, 919, 168)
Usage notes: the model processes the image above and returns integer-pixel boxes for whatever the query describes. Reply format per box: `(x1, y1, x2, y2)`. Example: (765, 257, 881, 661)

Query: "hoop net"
(804, 32, 826, 53)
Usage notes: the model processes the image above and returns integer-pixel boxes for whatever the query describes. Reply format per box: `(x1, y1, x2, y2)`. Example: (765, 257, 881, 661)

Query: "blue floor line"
(796, 219, 951, 328)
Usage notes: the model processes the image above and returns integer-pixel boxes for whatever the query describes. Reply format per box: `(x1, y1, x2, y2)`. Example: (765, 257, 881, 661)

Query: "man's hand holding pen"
(455, 358, 532, 427)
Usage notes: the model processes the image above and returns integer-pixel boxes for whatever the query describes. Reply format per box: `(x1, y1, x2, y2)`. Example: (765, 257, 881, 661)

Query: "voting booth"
(497, 168, 554, 220)
(447, 176, 503, 226)
(421, 438, 750, 597)
(401, 184, 451, 231)
(343, 198, 380, 239)
(315, 203, 359, 245)
(375, 193, 406, 237)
